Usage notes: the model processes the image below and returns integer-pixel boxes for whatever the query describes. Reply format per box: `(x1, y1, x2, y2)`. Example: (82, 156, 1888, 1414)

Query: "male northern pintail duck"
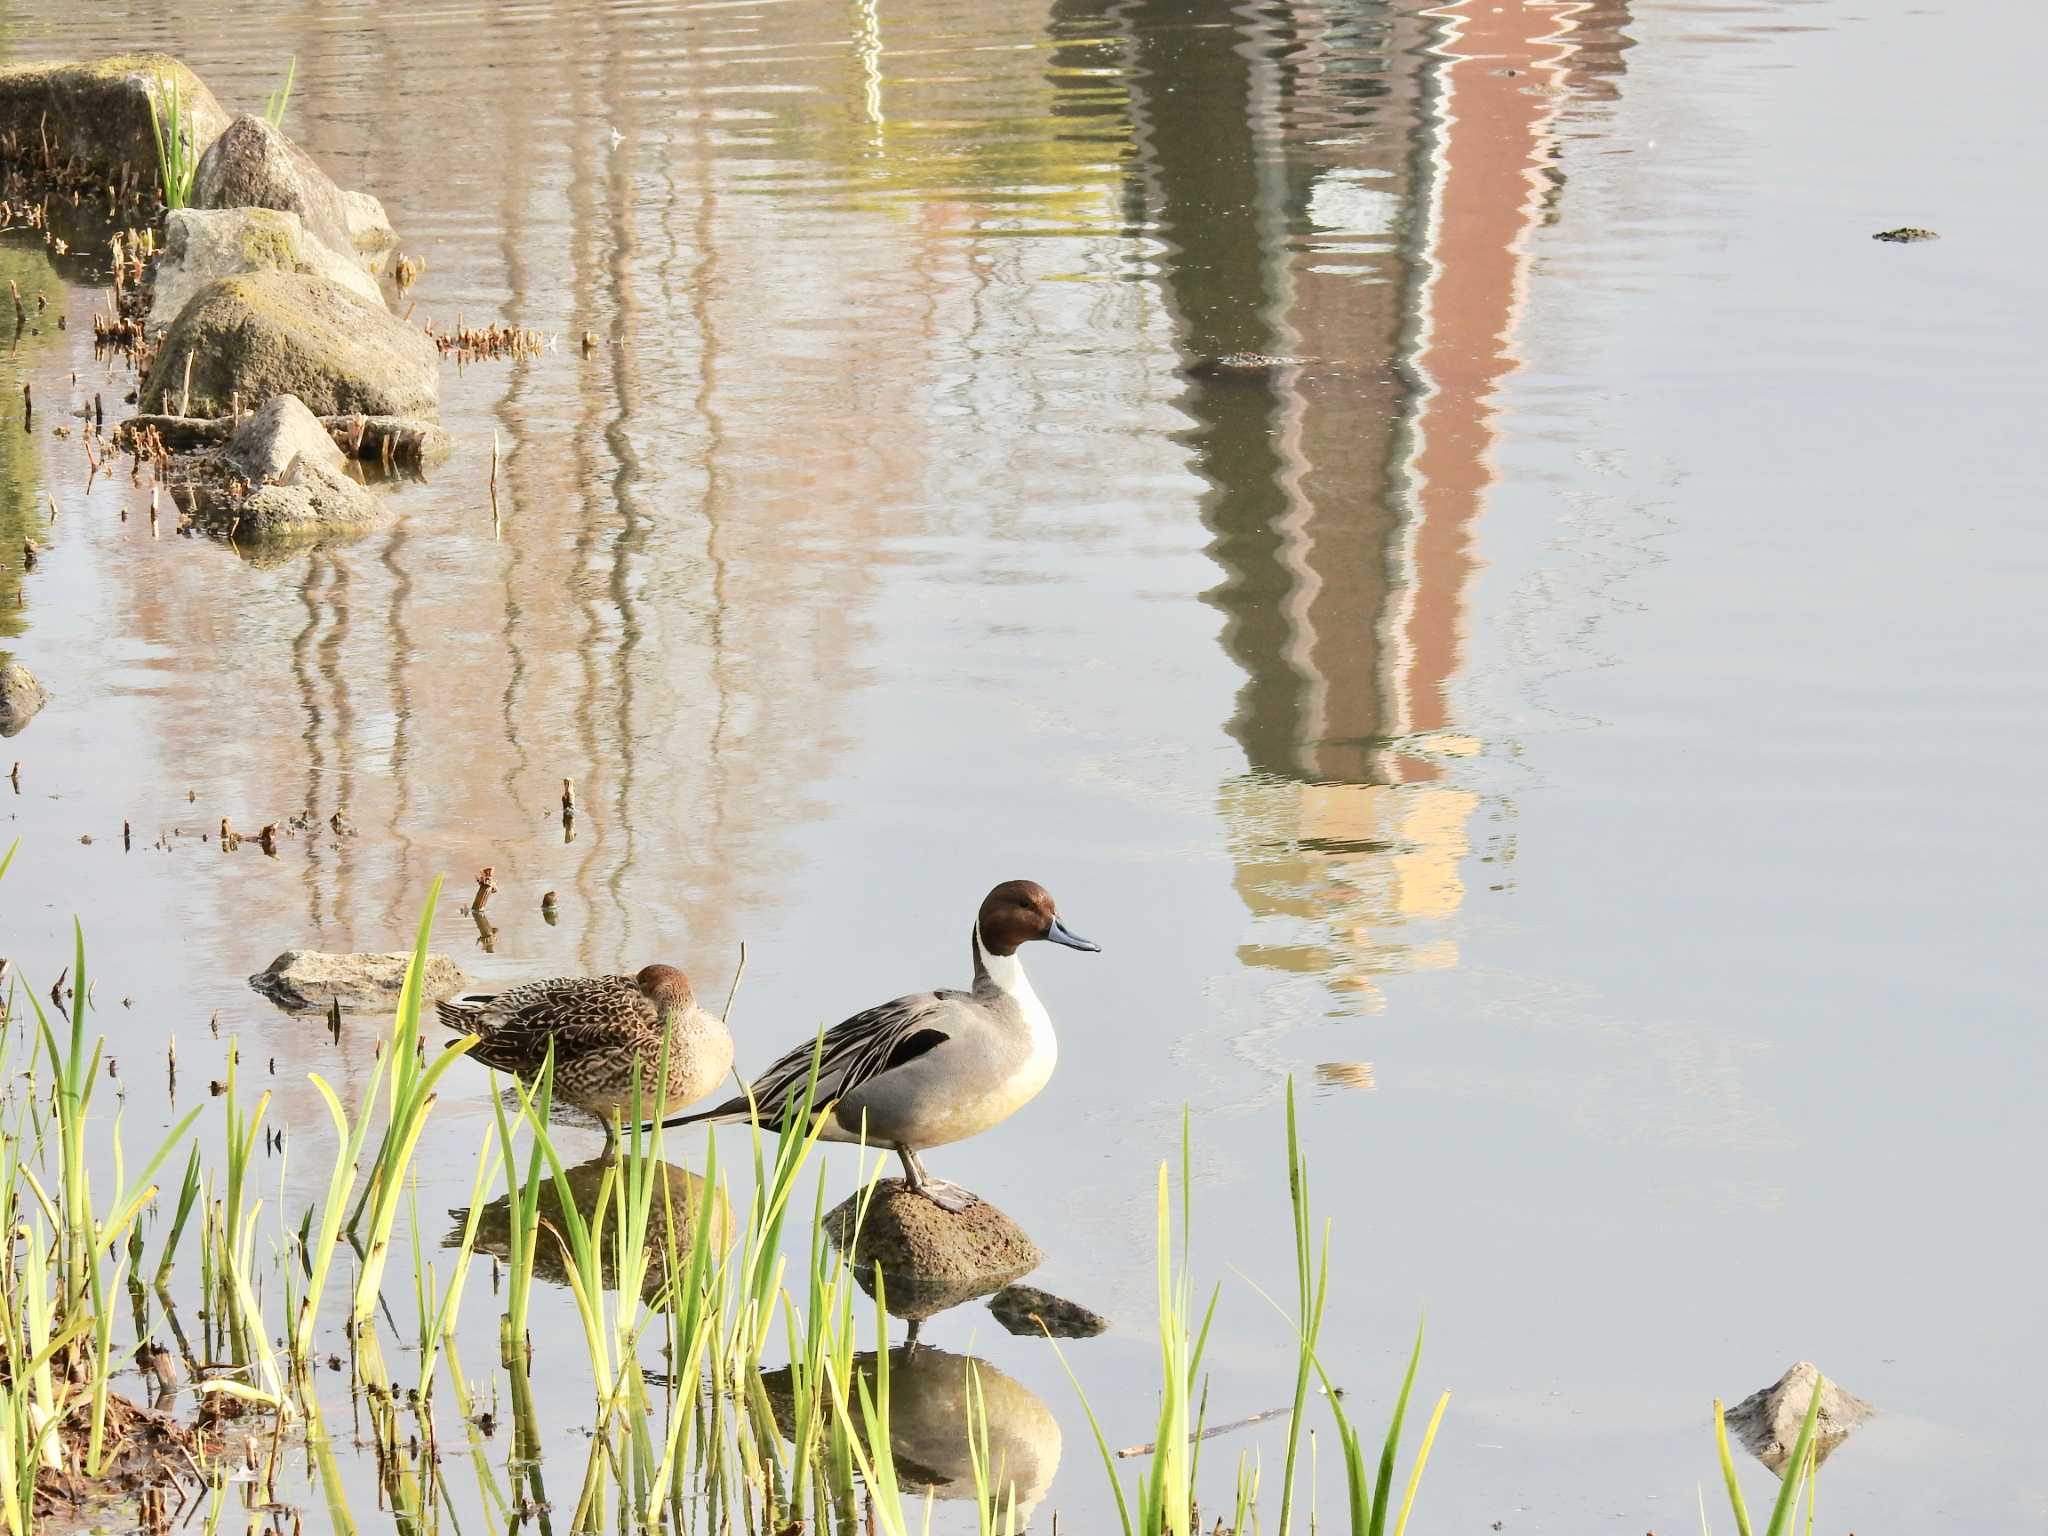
(663, 884, 1097, 1212)
(660, 880, 1098, 1210)
(437, 964, 733, 1136)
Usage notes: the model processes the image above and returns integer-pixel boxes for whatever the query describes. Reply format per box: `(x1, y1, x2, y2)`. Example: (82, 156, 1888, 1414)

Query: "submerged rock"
(218, 393, 347, 482)
(988, 1283, 1108, 1339)
(823, 1180, 1041, 1319)
(1724, 1361, 1873, 1475)
(150, 208, 383, 334)
(0, 55, 228, 189)
(250, 949, 471, 1012)
(0, 663, 49, 737)
(1182, 351, 1304, 379)
(191, 115, 378, 269)
(140, 271, 440, 420)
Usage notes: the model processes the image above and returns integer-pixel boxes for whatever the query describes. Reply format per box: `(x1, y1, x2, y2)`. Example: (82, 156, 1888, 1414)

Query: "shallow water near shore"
(2, 0, 2044, 1529)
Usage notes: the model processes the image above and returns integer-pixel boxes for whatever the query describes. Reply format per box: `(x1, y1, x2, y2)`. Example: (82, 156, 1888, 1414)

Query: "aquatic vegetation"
(262, 56, 296, 130)
(1713, 1375, 1825, 1536)
(0, 853, 1819, 1535)
(144, 73, 199, 210)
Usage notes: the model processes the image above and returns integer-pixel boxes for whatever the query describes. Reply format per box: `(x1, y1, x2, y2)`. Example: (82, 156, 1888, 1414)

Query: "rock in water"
(141, 272, 440, 420)
(1872, 227, 1939, 243)
(250, 950, 472, 1012)
(988, 1283, 1109, 1339)
(1724, 1361, 1873, 1475)
(0, 662, 49, 737)
(340, 190, 398, 268)
(234, 458, 388, 540)
(219, 394, 347, 482)
(824, 1180, 1042, 1318)
(191, 115, 379, 268)
(0, 55, 229, 188)
(150, 208, 383, 334)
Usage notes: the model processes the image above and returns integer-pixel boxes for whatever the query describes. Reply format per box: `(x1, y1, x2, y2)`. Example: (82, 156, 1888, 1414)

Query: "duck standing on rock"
(438, 964, 732, 1139)
(659, 880, 1099, 1211)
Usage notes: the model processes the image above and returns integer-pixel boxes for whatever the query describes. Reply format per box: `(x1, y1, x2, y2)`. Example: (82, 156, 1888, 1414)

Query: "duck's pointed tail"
(434, 996, 490, 1035)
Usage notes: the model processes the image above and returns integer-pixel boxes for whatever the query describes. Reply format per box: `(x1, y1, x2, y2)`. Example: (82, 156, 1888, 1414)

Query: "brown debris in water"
(423, 315, 554, 363)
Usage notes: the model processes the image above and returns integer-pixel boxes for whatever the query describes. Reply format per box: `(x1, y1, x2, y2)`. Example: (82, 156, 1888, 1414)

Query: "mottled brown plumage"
(437, 964, 732, 1131)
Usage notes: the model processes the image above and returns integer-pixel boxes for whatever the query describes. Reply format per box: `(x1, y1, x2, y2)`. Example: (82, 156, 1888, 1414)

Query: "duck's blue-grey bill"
(1047, 916, 1101, 952)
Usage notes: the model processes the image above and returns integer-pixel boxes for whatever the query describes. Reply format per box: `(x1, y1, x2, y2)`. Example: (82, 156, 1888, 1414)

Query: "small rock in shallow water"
(219, 394, 347, 482)
(250, 949, 472, 1012)
(1872, 227, 1939, 242)
(824, 1180, 1041, 1318)
(0, 663, 49, 737)
(988, 1283, 1108, 1339)
(1724, 1360, 1872, 1475)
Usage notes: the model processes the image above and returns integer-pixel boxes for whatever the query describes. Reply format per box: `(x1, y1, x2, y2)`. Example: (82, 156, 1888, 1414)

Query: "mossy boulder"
(141, 271, 439, 420)
(150, 208, 384, 333)
(0, 55, 228, 189)
(191, 115, 387, 266)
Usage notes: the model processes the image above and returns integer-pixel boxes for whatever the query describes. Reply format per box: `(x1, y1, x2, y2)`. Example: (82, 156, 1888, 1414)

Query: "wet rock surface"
(1872, 227, 1939, 243)
(0, 663, 49, 737)
(0, 55, 228, 187)
(340, 189, 398, 266)
(988, 1283, 1108, 1339)
(250, 949, 472, 1012)
(1725, 1360, 1873, 1475)
(191, 115, 369, 269)
(123, 410, 453, 469)
(150, 207, 384, 334)
(824, 1180, 1042, 1318)
(218, 393, 347, 482)
(232, 458, 388, 539)
(140, 271, 440, 420)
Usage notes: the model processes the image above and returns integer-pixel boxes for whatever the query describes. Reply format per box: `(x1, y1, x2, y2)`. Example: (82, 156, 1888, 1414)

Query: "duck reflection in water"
(447, 1154, 731, 1305)
(760, 1344, 1062, 1527)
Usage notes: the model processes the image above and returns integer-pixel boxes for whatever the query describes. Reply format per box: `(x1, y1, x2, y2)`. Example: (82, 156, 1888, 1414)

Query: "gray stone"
(340, 189, 397, 265)
(233, 458, 388, 540)
(218, 394, 346, 483)
(190, 115, 364, 269)
(824, 1181, 1041, 1319)
(1725, 1361, 1873, 1476)
(0, 55, 228, 190)
(150, 208, 382, 334)
(250, 949, 471, 1012)
(140, 271, 439, 420)
(0, 663, 49, 737)
(988, 1283, 1108, 1339)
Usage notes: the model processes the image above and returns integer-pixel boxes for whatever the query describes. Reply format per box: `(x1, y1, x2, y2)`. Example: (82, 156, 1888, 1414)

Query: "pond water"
(2, 0, 2043, 1529)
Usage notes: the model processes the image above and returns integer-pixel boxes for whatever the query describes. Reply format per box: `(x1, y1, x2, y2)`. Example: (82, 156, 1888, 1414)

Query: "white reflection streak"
(854, 0, 885, 148)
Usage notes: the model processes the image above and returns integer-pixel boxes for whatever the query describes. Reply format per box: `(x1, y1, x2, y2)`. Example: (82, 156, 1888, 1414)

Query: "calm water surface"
(1, 0, 2042, 1528)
